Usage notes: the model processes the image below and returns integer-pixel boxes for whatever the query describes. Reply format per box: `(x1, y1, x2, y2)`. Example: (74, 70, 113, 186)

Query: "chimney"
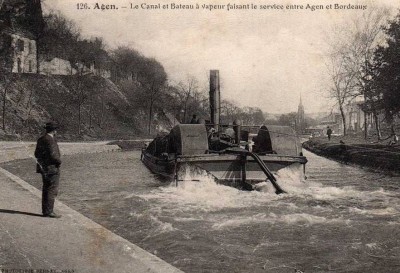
(209, 70, 220, 131)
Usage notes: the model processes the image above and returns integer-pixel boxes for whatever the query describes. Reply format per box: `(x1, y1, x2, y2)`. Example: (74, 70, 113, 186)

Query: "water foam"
(139, 161, 396, 226)
(349, 207, 399, 216)
(129, 211, 177, 235)
(212, 212, 348, 229)
(139, 165, 282, 212)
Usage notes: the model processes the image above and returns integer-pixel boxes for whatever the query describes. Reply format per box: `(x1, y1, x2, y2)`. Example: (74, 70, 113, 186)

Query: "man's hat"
(44, 122, 59, 131)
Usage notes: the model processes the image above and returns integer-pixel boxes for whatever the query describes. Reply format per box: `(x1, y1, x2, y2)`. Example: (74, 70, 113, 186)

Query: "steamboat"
(141, 70, 307, 193)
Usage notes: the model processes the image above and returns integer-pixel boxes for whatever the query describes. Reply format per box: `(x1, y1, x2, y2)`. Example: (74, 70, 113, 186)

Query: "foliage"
(325, 6, 390, 137)
(372, 13, 400, 124)
(277, 112, 297, 127)
(220, 99, 266, 126)
(38, 11, 81, 60)
(111, 46, 143, 80)
(39, 11, 110, 71)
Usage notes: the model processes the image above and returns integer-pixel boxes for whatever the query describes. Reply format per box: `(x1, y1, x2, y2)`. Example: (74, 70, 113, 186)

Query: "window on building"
(28, 60, 32, 72)
(28, 41, 32, 54)
(17, 39, 24, 52)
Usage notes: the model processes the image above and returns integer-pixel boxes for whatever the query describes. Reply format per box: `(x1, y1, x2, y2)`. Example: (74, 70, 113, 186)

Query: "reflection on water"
(2, 150, 400, 273)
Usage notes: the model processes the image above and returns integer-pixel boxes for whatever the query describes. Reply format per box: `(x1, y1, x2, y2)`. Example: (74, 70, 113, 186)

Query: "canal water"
(1, 150, 400, 273)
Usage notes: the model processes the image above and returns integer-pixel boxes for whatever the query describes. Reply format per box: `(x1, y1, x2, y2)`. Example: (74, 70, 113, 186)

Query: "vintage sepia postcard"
(1, 0, 399, 272)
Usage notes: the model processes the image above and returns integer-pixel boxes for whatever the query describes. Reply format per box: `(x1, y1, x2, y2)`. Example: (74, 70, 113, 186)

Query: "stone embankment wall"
(303, 139, 400, 174)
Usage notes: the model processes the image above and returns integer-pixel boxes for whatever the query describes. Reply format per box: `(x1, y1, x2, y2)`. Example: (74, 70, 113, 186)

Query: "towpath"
(0, 141, 183, 273)
(303, 136, 400, 173)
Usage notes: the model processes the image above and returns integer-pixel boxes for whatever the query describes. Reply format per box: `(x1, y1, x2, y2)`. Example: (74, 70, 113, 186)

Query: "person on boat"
(252, 125, 273, 154)
(190, 114, 199, 124)
(208, 127, 216, 137)
(240, 130, 250, 150)
(224, 123, 235, 139)
(232, 119, 241, 145)
(207, 127, 219, 151)
(327, 126, 332, 141)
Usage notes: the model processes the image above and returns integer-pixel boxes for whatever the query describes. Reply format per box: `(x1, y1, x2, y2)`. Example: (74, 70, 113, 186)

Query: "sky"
(42, 0, 398, 114)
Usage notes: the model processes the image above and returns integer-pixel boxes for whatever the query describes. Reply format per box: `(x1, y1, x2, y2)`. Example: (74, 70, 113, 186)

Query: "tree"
(111, 46, 143, 81)
(70, 76, 88, 135)
(372, 13, 400, 135)
(39, 11, 81, 61)
(176, 76, 199, 123)
(326, 52, 358, 136)
(278, 112, 297, 127)
(346, 7, 390, 139)
(239, 107, 265, 125)
(325, 7, 390, 137)
(221, 99, 241, 123)
(0, 27, 13, 132)
(135, 58, 168, 134)
(362, 60, 385, 139)
(219, 99, 268, 126)
(0, 73, 11, 132)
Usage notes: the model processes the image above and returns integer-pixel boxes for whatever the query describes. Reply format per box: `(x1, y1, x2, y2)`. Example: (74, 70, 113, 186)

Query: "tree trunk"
(78, 103, 82, 135)
(339, 105, 347, 136)
(26, 89, 34, 109)
(2, 77, 9, 132)
(390, 123, 395, 136)
(2, 87, 6, 132)
(364, 114, 368, 139)
(183, 94, 190, 123)
(89, 103, 92, 129)
(373, 112, 381, 140)
(89, 111, 92, 129)
(58, 102, 68, 126)
(148, 99, 154, 134)
(99, 98, 104, 129)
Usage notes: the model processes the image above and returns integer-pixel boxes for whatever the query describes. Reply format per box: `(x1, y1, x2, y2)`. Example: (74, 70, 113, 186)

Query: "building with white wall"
(39, 57, 76, 75)
(0, 0, 42, 74)
(10, 30, 37, 73)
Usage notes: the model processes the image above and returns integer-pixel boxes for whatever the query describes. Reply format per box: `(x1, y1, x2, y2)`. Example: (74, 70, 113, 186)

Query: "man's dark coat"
(34, 134, 61, 170)
(34, 134, 61, 215)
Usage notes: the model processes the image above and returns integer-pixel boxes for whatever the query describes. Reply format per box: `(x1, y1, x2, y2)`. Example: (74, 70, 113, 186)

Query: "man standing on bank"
(327, 126, 333, 141)
(35, 122, 62, 218)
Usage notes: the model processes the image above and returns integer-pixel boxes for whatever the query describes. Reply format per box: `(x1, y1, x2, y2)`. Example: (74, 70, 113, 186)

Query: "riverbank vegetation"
(303, 135, 400, 174)
(0, 10, 271, 140)
(326, 7, 400, 139)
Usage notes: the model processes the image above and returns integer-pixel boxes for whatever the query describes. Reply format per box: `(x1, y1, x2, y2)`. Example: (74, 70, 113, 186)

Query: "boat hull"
(141, 151, 307, 186)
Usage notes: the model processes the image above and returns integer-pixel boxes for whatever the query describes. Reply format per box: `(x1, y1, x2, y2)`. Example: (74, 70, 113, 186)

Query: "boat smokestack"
(209, 70, 220, 131)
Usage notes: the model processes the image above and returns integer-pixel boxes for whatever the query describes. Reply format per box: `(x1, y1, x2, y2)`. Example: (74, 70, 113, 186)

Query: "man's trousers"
(42, 172, 60, 215)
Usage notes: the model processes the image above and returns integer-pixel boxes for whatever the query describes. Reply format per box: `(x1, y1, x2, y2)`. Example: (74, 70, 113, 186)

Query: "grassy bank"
(303, 136, 400, 174)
